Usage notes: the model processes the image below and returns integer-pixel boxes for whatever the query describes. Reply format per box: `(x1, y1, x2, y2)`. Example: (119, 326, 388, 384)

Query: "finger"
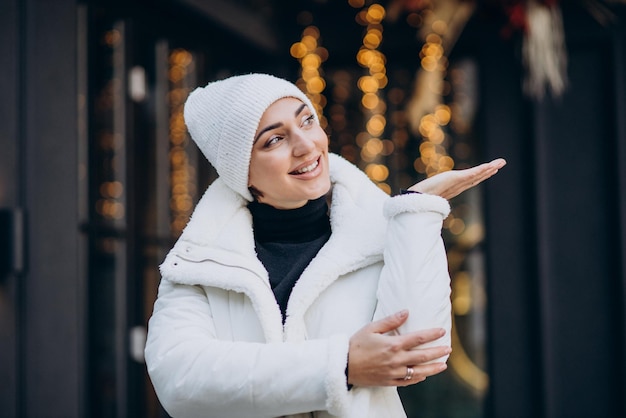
(471, 167, 500, 185)
(490, 157, 507, 168)
(462, 159, 506, 187)
(469, 158, 506, 176)
(474, 158, 506, 171)
(365, 310, 409, 335)
(470, 160, 506, 184)
(471, 161, 502, 178)
(472, 168, 502, 187)
(396, 362, 448, 387)
(397, 328, 446, 350)
(401, 345, 451, 365)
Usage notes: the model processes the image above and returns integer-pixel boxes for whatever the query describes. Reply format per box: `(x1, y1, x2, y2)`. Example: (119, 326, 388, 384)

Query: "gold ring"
(404, 366, 414, 381)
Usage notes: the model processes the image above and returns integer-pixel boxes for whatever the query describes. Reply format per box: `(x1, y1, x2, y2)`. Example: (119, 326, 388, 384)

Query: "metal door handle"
(0, 208, 24, 279)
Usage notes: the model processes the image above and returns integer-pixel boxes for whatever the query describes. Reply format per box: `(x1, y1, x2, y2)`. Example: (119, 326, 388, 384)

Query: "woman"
(144, 73, 505, 418)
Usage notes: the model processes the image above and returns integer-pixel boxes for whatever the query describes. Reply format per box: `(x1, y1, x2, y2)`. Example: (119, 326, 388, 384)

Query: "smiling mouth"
(290, 158, 320, 175)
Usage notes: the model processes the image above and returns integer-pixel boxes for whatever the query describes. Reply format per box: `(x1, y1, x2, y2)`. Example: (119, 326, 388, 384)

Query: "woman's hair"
(248, 186, 264, 200)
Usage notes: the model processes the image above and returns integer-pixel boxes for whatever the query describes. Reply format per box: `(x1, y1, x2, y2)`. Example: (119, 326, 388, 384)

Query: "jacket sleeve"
(144, 279, 351, 418)
(374, 193, 452, 360)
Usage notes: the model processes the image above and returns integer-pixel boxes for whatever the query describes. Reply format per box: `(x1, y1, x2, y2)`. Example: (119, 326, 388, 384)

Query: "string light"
(351, 1, 390, 194)
(396, 4, 491, 396)
(168, 48, 197, 236)
(414, 28, 455, 177)
(95, 29, 125, 221)
(290, 26, 329, 129)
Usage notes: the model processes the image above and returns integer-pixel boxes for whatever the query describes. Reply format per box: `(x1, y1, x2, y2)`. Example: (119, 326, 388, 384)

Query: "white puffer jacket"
(145, 153, 451, 418)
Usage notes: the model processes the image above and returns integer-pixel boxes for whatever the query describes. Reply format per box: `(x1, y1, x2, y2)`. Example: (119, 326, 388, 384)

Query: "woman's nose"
(292, 131, 316, 156)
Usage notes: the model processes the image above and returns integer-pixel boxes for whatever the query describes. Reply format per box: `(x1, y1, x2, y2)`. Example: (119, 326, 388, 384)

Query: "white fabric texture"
(145, 153, 451, 418)
(183, 73, 317, 201)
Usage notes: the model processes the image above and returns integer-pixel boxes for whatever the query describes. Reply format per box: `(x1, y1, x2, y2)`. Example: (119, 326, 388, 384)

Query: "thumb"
(368, 310, 409, 334)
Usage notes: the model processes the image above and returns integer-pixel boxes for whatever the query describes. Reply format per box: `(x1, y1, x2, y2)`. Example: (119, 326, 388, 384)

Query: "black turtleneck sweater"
(248, 196, 331, 320)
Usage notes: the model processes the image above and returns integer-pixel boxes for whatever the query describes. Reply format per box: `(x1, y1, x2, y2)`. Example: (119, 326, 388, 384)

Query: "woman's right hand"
(347, 310, 451, 387)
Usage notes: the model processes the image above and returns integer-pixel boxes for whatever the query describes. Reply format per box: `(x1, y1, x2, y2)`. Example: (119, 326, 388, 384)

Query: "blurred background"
(1, 0, 625, 417)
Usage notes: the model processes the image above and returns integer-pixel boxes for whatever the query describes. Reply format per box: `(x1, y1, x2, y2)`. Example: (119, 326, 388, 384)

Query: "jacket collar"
(283, 154, 389, 339)
(159, 153, 389, 340)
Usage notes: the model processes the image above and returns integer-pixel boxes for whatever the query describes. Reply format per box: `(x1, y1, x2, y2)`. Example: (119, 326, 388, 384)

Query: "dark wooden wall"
(0, 0, 20, 416)
(0, 0, 86, 416)
(482, 5, 626, 418)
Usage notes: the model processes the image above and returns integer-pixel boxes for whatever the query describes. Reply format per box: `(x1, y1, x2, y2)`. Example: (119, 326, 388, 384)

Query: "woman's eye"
(302, 114, 315, 126)
(265, 136, 282, 147)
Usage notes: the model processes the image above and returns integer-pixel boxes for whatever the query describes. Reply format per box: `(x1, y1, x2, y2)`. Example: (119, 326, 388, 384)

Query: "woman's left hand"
(408, 158, 506, 200)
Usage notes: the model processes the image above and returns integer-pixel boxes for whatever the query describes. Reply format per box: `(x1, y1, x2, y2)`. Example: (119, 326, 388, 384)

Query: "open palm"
(409, 158, 507, 200)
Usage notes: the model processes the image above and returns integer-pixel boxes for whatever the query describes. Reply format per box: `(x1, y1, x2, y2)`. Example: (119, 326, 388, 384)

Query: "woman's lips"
(290, 157, 320, 175)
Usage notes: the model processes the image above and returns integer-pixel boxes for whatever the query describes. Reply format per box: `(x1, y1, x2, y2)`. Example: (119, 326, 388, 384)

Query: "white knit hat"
(184, 73, 317, 201)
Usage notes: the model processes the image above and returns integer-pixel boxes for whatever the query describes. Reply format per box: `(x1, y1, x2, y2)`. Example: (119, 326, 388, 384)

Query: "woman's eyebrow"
(255, 122, 282, 143)
(254, 103, 309, 143)
(295, 103, 307, 116)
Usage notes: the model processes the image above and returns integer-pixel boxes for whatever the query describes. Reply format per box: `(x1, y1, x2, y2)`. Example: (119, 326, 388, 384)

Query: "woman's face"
(249, 97, 330, 209)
